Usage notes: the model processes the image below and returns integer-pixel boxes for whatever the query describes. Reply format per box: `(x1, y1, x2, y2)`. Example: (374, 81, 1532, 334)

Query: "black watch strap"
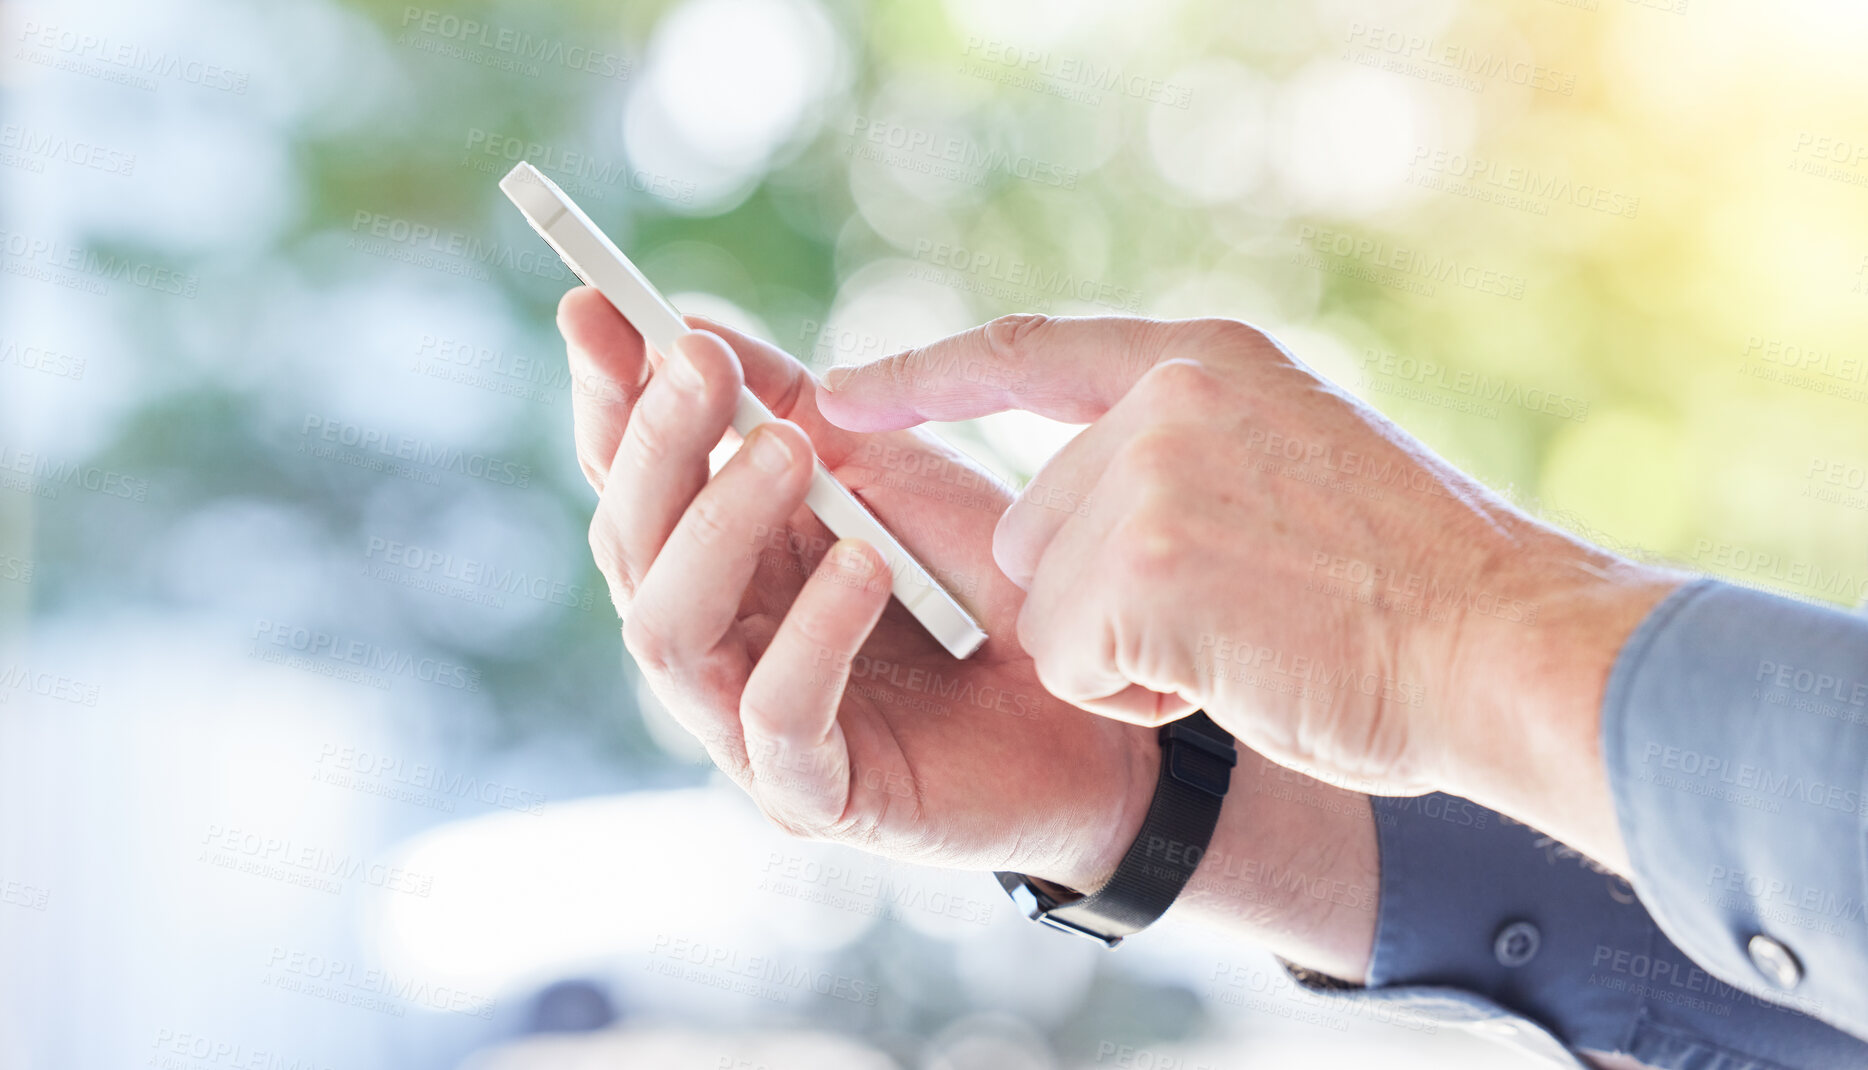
(996, 711, 1236, 946)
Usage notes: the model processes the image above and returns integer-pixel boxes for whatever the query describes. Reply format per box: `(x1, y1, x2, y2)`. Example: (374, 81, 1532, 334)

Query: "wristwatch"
(995, 711, 1237, 946)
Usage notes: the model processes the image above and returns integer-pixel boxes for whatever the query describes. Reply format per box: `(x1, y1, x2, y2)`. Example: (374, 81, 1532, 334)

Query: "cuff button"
(1747, 933, 1803, 989)
(1493, 920, 1541, 968)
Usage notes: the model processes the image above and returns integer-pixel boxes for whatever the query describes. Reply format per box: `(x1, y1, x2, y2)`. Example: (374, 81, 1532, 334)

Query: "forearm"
(1172, 752, 1378, 983)
(1443, 539, 1686, 877)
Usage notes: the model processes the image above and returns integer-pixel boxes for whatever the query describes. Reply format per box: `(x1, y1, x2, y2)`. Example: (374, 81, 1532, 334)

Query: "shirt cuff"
(1603, 578, 1868, 1042)
(1285, 789, 1868, 1067)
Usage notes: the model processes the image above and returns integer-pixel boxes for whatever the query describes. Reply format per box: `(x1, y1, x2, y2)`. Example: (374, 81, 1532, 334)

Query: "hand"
(556, 288, 1154, 891)
(816, 314, 1684, 872)
(561, 292, 1383, 979)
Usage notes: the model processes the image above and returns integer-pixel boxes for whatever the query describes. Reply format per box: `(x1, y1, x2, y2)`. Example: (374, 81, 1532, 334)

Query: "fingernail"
(667, 343, 705, 392)
(822, 366, 854, 392)
(748, 426, 794, 473)
(834, 539, 876, 578)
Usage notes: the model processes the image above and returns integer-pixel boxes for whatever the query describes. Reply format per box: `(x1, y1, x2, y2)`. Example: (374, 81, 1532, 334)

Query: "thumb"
(814, 314, 1185, 431)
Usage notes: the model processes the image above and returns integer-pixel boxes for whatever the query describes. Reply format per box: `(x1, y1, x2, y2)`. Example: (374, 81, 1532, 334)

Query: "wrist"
(1442, 537, 1685, 873)
(1177, 752, 1379, 981)
(1028, 729, 1160, 893)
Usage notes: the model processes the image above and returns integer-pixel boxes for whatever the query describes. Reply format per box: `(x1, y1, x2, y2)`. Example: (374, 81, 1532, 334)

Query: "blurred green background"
(3, 0, 1867, 1066)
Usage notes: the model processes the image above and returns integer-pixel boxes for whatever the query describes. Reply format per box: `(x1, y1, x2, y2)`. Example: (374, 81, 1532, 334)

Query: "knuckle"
(624, 405, 673, 469)
(1014, 599, 1063, 676)
(621, 612, 673, 675)
(1135, 356, 1221, 403)
(587, 517, 635, 608)
(737, 694, 790, 747)
(682, 491, 734, 548)
(1106, 507, 1192, 584)
(1182, 316, 1273, 354)
(1111, 427, 1195, 485)
(586, 506, 623, 569)
(787, 608, 848, 666)
(981, 313, 1051, 367)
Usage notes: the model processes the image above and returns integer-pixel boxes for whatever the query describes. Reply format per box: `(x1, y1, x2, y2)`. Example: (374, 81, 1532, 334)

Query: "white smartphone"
(500, 161, 988, 660)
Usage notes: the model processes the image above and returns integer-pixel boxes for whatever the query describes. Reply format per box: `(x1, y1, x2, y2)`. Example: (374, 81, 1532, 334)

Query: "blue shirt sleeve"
(1602, 578, 1868, 1043)
(1286, 789, 1868, 1068)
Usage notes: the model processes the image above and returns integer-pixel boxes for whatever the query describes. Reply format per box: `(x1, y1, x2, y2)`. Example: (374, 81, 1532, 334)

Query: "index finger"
(812, 314, 1190, 432)
(558, 287, 879, 490)
(559, 285, 652, 493)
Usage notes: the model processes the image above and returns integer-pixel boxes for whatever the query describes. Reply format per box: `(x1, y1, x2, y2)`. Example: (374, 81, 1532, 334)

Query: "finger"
(1014, 486, 1199, 725)
(590, 330, 744, 602)
(813, 314, 1189, 431)
(683, 314, 869, 465)
(624, 419, 814, 676)
(559, 286, 653, 493)
(739, 539, 892, 829)
(991, 360, 1215, 588)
